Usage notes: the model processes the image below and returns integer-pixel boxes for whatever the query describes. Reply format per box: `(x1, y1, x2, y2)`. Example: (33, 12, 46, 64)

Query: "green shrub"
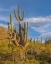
(22, 60, 39, 64)
(40, 61, 49, 64)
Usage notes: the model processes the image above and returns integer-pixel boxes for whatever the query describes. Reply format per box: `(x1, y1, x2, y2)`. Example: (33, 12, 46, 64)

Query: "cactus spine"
(14, 4, 24, 45)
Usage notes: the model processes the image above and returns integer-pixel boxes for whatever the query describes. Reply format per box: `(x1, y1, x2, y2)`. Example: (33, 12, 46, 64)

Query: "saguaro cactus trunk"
(19, 23, 22, 44)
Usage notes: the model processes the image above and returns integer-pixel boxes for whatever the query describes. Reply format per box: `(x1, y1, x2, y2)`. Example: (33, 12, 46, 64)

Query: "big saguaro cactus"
(14, 4, 24, 45)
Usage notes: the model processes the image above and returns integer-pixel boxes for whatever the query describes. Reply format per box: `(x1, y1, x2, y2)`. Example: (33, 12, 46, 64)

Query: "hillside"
(0, 26, 51, 64)
(0, 26, 9, 39)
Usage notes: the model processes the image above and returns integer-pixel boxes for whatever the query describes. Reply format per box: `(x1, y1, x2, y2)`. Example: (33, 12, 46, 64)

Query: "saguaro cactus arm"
(14, 4, 24, 24)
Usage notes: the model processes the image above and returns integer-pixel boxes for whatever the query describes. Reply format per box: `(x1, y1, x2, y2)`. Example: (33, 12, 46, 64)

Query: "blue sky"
(0, 0, 51, 42)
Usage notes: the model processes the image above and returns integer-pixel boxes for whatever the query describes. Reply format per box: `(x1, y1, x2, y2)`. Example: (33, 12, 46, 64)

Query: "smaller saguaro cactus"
(22, 22, 28, 43)
(8, 14, 14, 46)
(10, 14, 13, 33)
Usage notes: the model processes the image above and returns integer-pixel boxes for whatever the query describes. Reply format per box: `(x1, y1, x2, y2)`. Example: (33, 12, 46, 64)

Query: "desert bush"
(40, 61, 49, 64)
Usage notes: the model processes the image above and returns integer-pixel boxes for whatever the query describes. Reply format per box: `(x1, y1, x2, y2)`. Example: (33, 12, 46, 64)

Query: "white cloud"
(39, 32, 51, 39)
(24, 15, 51, 27)
(25, 15, 51, 23)
(31, 23, 51, 33)
(24, 15, 51, 34)
(31, 23, 51, 39)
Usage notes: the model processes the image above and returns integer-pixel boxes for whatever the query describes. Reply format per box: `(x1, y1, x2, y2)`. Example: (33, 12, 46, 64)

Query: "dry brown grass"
(0, 26, 9, 39)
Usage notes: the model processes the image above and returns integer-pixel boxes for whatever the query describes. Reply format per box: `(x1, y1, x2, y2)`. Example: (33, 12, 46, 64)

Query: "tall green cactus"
(10, 14, 13, 33)
(14, 4, 24, 45)
(22, 22, 28, 43)
(23, 22, 28, 42)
